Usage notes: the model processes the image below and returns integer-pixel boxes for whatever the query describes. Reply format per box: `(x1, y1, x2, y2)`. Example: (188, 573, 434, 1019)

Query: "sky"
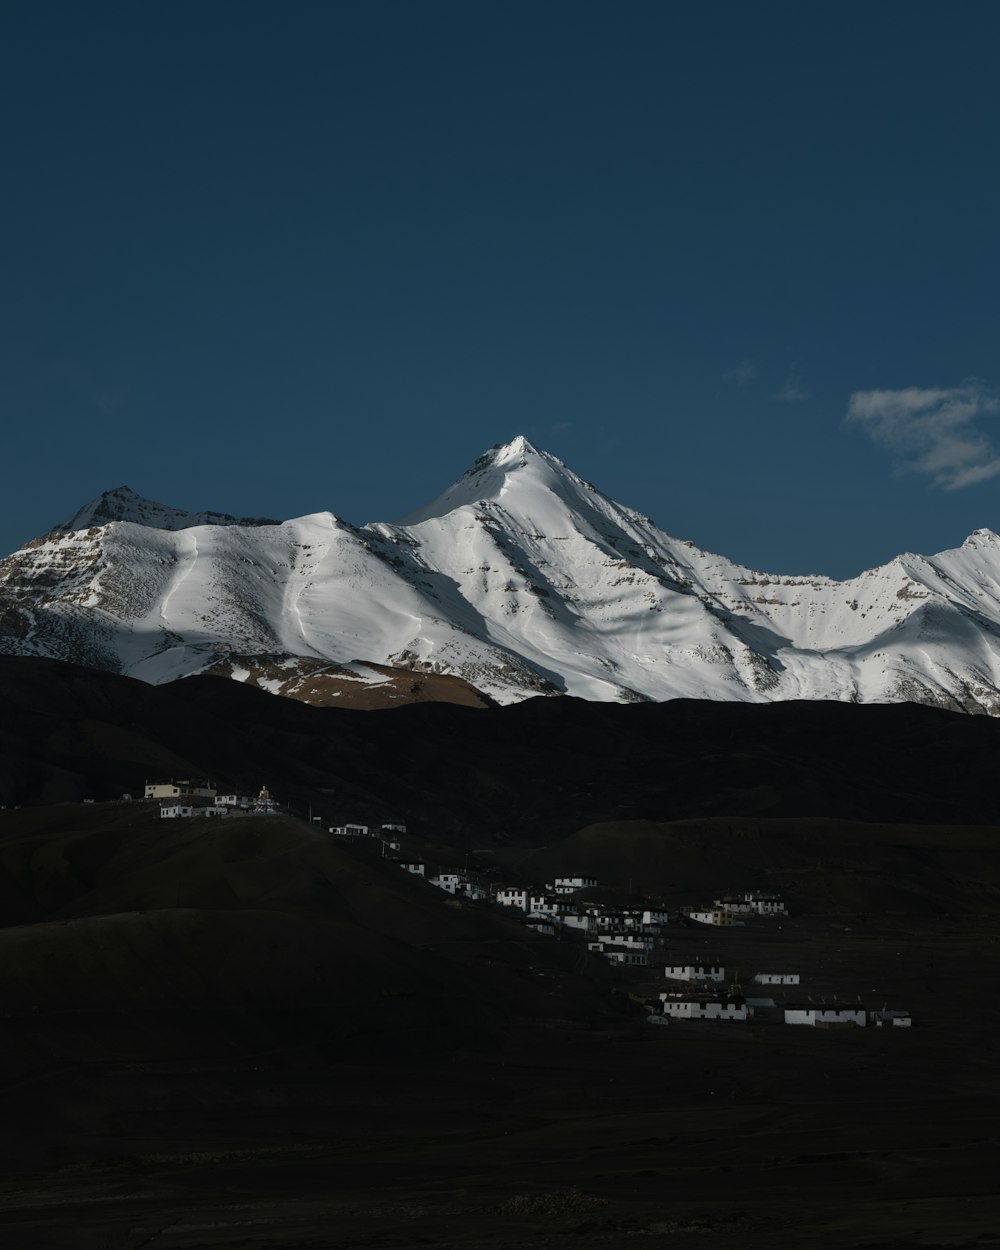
(2, 0, 999, 578)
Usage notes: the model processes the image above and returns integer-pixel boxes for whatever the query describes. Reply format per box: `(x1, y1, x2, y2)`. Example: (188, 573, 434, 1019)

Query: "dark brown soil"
(201, 652, 497, 710)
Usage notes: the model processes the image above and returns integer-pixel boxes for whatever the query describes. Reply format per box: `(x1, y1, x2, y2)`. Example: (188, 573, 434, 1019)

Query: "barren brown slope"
(201, 652, 496, 708)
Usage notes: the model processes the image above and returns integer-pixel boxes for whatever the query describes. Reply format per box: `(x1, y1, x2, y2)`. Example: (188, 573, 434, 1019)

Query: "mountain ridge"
(4, 652, 1000, 826)
(57, 484, 281, 533)
(5, 436, 1000, 712)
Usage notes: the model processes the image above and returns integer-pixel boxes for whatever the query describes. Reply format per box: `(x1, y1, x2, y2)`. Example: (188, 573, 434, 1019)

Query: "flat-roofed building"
(784, 1005, 866, 1028)
(659, 994, 749, 1021)
(145, 780, 216, 800)
(664, 965, 725, 982)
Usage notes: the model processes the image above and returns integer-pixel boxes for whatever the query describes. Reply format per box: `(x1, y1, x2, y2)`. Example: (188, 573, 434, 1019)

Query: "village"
(143, 778, 912, 1031)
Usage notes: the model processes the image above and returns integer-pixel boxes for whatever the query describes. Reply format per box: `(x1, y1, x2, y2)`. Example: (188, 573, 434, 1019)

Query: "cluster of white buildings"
(658, 995, 751, 1021)
(679, 892, 788, 927)
(654, 994, 909, 1028)
(493, 882, 670, 965)
(547, 875, 597, 895)
(653, 963, 909, 1028)
(372, 843, 912, 1030)
(148, 780, 280, 819)
(328, 821, 406, 852)
(330, 821, 406, 837)
(664, 964, 726, 982)
(427, 871, 490, 900)
(381, 859, 489, 898)
(380, 854, 667, 962)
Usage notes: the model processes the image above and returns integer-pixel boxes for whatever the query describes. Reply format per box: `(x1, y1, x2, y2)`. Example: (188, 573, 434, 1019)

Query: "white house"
(430, 873, 467, 894)
(159, 803, 230, 820)
(589, 944, 647, 967)
(714, 897, 755, 914)
(496, 888, 529, 910)
(784, 1005, 867, 1028)
(598, 933, 654, 951)
(216, 793, 255, 809)
(397, 861, 425, 876)
(595, 909, 652, 931)
(330, 823, 369, 837)
(641, 909, 670, 926)
(548, 875, 598, 894)
(595, 912, 658, 935)
(559, 913, 595, 932)
(664, 965, 725, 982)
(870, 1009, 912, 1028)
(146, 780, 216, 800)
(744, 893, 787, 915)
(659, 995, 749, 1021)
(753, 973, 800, 985)
(527, 895, 572, 918)
(381, 822, 407, 834)
(685, 909, 739, 927)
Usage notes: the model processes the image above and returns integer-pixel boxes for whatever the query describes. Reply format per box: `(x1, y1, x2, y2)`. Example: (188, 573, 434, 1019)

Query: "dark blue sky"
(3, 1, 999, 577)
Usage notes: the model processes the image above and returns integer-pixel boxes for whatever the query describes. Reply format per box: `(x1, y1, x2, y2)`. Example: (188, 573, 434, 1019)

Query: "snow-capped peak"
(55, 486, 279, 533)
(961, 527, 1000, 548)
(493, 434, 540, 461)
(394, 435, 592, 526)
(9, 436, 1000, 717)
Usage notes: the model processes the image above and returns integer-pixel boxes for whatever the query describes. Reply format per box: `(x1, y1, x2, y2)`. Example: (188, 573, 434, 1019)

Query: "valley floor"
(0, 803, 997, 1248)
(1, 986, 998, 1249)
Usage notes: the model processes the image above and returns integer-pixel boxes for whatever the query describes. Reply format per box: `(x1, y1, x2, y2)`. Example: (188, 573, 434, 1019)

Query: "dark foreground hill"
(2, 656, 1000, 1247)
(0, 799, 998, 1249)
(0, 807, 618, 1045)
(4, 655, 1000, 838)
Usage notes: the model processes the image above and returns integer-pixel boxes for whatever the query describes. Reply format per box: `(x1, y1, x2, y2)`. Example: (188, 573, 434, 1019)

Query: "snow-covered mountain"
(56, 485, 279, 532)
(6, 435, 1000, 712)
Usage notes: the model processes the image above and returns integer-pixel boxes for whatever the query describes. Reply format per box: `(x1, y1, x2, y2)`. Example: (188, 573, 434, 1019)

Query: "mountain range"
(5, 435, 1000, 712)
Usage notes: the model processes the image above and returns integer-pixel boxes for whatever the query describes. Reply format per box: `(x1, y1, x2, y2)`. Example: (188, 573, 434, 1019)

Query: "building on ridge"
(145, 779, 216, 800)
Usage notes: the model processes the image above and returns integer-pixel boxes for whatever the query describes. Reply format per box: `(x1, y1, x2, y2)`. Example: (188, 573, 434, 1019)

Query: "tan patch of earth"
(201, 652, 496, 709)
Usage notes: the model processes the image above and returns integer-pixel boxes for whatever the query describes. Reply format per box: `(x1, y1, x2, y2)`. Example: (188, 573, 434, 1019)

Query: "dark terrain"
(5, 654, 1000, 834)
(0, 656, 998, 1248)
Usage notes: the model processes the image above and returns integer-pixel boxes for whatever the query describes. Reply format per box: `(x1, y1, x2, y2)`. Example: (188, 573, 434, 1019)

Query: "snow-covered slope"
(6, 435, 1000, 712)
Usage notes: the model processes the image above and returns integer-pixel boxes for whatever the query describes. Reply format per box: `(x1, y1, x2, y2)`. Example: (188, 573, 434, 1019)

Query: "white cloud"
(845, 381, 1000, 490)
(771, 370, 809, 402)
(723, 359, 756, 385)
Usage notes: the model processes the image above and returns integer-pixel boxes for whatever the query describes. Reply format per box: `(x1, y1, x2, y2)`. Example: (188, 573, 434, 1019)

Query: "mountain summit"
(4, 439, 1000, 712)
(58, 486, 279, 533)
(396, 435, 611, 529)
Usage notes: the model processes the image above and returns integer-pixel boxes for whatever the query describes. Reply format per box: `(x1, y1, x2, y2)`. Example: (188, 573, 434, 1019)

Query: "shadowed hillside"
(0, 807, 619, 1066)
(511, 816, 1000, 916)
(3, 656, 1000, 1248)
(4, 655, 1000, 838)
